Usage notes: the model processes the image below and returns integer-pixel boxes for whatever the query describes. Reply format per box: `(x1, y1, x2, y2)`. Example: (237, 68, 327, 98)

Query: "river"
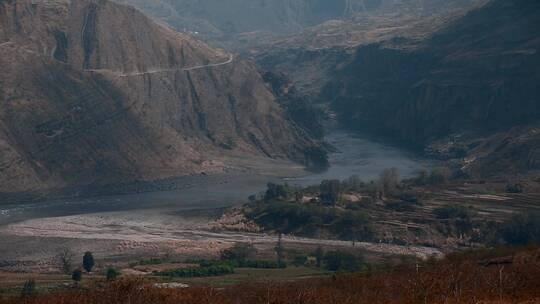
(0, 130, 430, 226)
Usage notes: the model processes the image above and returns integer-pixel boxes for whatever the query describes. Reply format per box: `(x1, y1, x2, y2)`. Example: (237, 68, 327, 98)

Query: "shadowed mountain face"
(326, 0, 540, 176)
(0, 0, 319, 195)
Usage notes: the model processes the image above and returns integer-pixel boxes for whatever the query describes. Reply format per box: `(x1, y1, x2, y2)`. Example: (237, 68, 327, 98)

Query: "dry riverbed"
(0, 208, 441, 274)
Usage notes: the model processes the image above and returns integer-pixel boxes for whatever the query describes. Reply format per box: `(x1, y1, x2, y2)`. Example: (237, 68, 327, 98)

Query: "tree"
(292, 255, 308, 267)
(342, 175, 363, 191)
(21, 279, 36, 297)
(320, 180, 341, 204)
(106, 268, 120, 281)
(265, 183, 290, 201)
(56, 248, 74, 274)
(323, 251, 362, 272)
(219, 243, 256, 267)
(496, 212, 540, 245)
(83, 251, 95, 273)
(275, 233, 285, 267)
(72, 269, 82, 282)
(378, 168, 400, 196)
(314, 246, 324, 268)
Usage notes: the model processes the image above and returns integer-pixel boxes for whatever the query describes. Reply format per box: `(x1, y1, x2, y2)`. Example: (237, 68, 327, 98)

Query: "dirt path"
(84, 54, 234, 77)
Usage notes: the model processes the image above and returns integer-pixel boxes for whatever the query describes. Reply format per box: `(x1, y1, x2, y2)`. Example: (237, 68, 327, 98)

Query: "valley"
(0, 0, 539, 302)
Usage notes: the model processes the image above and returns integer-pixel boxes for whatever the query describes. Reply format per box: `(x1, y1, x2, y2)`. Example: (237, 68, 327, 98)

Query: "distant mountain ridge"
(0, 0, 320, 195)
(113, 0, 480, 49)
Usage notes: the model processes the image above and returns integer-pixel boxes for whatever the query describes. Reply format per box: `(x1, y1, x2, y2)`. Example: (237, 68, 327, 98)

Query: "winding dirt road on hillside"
(84, 54, 234, 77)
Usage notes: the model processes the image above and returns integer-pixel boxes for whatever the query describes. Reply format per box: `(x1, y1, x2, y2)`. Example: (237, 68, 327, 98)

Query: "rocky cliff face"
(0, 0, 318, 195)
(328, 0, 540, 177)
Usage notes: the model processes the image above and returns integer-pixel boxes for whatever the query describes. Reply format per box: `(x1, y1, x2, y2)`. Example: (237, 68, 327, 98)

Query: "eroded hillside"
(0, 0, 320, 195)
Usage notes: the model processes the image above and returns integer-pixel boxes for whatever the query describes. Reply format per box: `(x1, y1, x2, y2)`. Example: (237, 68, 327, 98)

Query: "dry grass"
(2, 247, 539, 304)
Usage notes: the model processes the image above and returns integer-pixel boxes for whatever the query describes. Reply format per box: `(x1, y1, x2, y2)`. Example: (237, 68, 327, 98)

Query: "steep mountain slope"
(328, 0, 540, 177)
(0, 0, 319, 195)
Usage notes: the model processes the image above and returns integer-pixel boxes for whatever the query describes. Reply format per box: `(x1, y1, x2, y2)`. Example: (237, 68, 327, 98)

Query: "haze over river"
(0, 130, 431, 226)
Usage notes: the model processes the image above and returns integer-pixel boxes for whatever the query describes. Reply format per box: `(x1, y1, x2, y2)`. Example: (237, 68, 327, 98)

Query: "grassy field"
(1, 246, 538, 304)
(0, 266, 332, 296)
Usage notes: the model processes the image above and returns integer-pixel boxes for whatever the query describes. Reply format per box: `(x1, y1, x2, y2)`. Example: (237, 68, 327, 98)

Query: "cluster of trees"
(155, 262, 235, 278)
(55, 250, 119, 283)
(23, 250, 120, 296)
(494, 212, 540, 245)
(433, 204, 475, 237)
(247, 201, 374, 241)
(412, 168, 452, 186)
(219, 242, 287, 269)
(307, 247, 364, 272)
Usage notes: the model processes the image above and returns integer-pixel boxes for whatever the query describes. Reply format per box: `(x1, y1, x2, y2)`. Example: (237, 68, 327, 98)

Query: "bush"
(292, 255, 308, 267)
(385, 201, 416, 212)
(433, 204, 472, 220)
(495, 212, 540, 245)
(247, 202, 373, 241)
(155, 263, 234, 278)
(21, 279, 36, 297)
(106, 268, 120, 281)
(323, 251, 363, 272)
(243, 260, 286, 269)
(219, 243, 256, 267)
(378, 168, 400, 195)
(505, 183, 524, 193)
(264, 183, 293, 201)
(319, 180, 342, 204)
(429, 168, 451, 185)
(137, 258, 163, 266)
(332, 212, 374, 241)
(72, 269, 82, 282)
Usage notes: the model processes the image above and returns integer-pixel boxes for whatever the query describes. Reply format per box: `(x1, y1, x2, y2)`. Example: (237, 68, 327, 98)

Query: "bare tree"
(56, 247, 74, 274)
(378, 168, 400, 196)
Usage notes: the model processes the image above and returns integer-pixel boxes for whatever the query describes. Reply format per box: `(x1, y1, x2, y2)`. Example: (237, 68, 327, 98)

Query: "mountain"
(326, 0, 540, 177)
(112, 0, 481, 49)
(0, 0, 321, 196)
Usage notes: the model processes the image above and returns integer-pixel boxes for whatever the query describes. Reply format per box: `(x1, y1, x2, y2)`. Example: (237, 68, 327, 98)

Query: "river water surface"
(0, 131, 430, 225)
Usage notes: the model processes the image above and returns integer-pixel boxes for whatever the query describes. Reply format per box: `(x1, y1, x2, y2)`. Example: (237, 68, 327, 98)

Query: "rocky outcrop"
(0, 0, 319, 195)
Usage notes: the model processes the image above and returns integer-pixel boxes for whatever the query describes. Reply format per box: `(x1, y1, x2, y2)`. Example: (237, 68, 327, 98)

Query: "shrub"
(243, 260, 286, 269)
(314, 247, 324, 268)
(505, 183, 524, 193)
(429, 168, 451, 185)
(21, 279, 36, 297)
(106, 268, 120, 281)
(137, 258, 163, 266)
(433, 204, 472, 220)
(385, 201, 416, 212)
(72, 269, 82, 282)
(264, 183, 293, 201)
(155, 263, 234, 278)
(323, 251, 363, 272)
(247, 202, 373, 240)
(495, 212, 540, 245)
(292, 255, 308, 267)
(331, 212, 374, 241)
(319, 180, 342, 204)
(378, 168, 400, 195)
(219, 243, 256, 267)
